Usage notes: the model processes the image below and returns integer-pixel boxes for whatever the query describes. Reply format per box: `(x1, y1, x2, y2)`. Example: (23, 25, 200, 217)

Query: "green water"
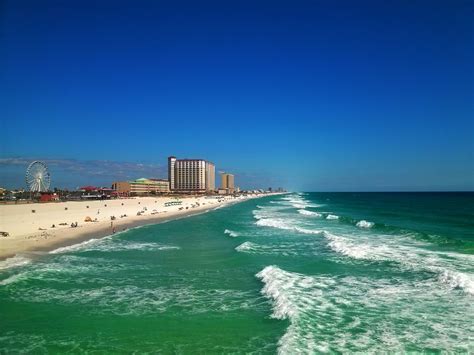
(1, 193, 473, 353)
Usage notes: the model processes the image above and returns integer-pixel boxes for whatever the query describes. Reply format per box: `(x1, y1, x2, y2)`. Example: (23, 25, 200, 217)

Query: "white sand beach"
(0, 194, 273, 260)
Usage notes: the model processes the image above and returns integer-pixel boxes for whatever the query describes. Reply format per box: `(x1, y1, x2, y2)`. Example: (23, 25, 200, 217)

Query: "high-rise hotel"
(220, 172, 235, 194)
(168, 156, 215, 193)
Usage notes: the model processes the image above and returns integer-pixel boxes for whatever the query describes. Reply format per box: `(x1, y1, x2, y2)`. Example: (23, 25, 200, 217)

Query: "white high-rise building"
(168, 156, 176, 190)
(168, 156, 215, 193)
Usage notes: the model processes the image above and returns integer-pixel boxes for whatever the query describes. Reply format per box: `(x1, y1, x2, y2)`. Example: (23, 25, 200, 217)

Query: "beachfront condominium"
(112, 178, 170, 196)
(220, 173, 235, 194)
(168, 156, 215, 193)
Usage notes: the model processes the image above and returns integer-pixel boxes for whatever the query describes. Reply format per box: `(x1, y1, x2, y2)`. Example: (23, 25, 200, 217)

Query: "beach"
(0, 194, 274, 261)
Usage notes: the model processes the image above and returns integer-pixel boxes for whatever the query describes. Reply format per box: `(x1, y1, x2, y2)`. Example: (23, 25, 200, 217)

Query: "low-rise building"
(112, 178, 170, 196)
(40, 193, 60, 202)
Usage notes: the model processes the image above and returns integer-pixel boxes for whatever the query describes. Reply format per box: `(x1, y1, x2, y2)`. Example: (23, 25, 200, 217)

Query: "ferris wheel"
(26, 161, 51, 192)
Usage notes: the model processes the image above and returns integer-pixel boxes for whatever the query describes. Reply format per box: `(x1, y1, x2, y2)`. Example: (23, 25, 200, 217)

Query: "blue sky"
(1, 0, 473, 191)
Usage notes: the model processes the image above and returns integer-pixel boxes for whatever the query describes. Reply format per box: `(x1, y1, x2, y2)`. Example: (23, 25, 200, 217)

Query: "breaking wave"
(280, 194, 324, 209)
(255, 218, 295, 231)
(297, 209, 322, 217)
(235, 241, 254, 252)
(224, 229, 239, 237)
(0, 255, 31, 271)
(439, 270, 474, 295)
(235, 241, 315, 256)
(255, 218, 323, 235)
(256, 265, 473, 353)
(322, 232, 474, 295)
(253, 196, 474, 295)
(356, 220, 374, 228)
(50, 237, 180, 254)
(0, 255, 142, 287)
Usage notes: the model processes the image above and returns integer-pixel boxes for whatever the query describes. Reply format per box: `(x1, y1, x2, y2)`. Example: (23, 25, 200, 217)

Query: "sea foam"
(438, 269, 474, 295)
(235, 241, 255, 252)
(49, 237, 111, 254)
(7, 284, 261, 316)
(224, 229, 239, 237)
(262, 195, 474, 296)
(255, 218, 323, 235)
(256, 266, 301, 319)
(235, 241, 311, 256)
(0, 255, 31, 270)
(321, 231, 474, 295)
(281, 194, 323, 209)
(356, 220, 374, 228)
(50, 237, 179, 254)
(0, 255, 140, 287)
(297, 209, 322, 217)
(255, 218, 295, 231)
(324, 232, 382, 260)
(256, 265, 473, 354)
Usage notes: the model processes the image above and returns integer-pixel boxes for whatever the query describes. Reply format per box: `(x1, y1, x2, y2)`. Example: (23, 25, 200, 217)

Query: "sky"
(1, 0, 473, 191)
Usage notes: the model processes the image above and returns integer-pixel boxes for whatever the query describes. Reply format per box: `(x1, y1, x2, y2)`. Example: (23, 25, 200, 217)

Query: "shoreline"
(0, 193, 282, 263)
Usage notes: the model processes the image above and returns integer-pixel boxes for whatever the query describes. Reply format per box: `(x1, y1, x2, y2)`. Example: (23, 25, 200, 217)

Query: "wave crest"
(0, 255, 31, 271)
(256, 265, 473, 353)
(256, 266, 300, 319)
(50, 237, 179, 254)
(255, 218, 323, 235)
(439, 270, 474, 295)
(356, 220, 374, 228)
(224, 229, 239, 237)
(235, 241, 256, 252)
(322, 232, 474, 295)
(297, 209, 322, 217)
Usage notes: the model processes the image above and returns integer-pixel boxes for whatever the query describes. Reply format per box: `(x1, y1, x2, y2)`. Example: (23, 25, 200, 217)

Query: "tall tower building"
(168, 156, 176, 190)
(206, 162, 215, 191)
(220, 173, 235, 194)
(168, 156, 215, 193)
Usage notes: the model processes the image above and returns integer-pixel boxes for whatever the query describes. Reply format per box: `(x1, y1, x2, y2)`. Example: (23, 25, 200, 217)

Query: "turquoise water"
(1, 193, 473, 353)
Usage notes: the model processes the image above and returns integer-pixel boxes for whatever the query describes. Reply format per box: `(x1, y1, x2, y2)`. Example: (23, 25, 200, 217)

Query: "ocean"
(1, 192, 473, 353)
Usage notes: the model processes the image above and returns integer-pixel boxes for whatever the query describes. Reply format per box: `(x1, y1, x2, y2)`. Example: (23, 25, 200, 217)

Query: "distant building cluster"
(0, 156, 285, 202)
(111, 155, 232, 196)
